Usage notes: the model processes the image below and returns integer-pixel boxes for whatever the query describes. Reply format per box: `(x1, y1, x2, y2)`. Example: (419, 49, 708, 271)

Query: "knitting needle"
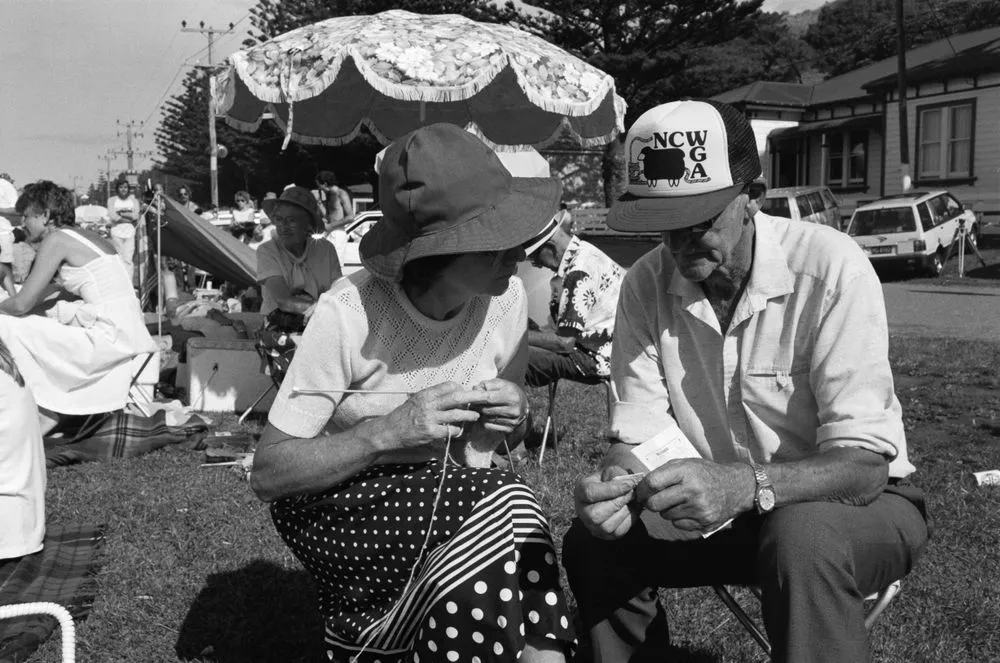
(292, 387, 413, 395)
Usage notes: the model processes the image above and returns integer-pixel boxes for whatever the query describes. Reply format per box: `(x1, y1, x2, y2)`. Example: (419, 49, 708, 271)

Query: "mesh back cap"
(607, 99, 762, 232)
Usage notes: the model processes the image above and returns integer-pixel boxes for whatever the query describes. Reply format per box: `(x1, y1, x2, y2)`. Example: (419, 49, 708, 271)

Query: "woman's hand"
(470, 378, 528, 434)
(369, 382, 487, 455)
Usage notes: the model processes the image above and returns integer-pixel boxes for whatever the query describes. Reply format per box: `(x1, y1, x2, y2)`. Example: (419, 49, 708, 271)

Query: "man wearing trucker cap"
(563, 100, 929, 663)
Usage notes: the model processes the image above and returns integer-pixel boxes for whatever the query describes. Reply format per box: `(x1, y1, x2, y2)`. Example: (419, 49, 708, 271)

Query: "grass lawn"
(28, 335, 1000, 662)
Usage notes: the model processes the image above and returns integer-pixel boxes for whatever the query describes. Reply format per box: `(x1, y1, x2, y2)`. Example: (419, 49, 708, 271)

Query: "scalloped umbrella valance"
(213, 9, 626, 151)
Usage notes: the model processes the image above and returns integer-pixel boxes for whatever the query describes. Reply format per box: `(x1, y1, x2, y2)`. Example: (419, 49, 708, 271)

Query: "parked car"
(760, 186, 842, 229)
(844, 191, 978, 276)
(339, 210, 382, 276)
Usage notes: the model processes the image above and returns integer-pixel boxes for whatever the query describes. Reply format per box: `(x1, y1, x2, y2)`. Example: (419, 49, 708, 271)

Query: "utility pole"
(113, 119, 149, 187)
(896, 0, 911, 192)
(70, 175, 83, 203)
(98, 150, 117, 200)
(182, 19, 235, 210)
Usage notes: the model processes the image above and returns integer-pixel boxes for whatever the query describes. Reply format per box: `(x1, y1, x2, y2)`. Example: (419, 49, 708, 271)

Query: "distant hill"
(784, 7, 823, 36)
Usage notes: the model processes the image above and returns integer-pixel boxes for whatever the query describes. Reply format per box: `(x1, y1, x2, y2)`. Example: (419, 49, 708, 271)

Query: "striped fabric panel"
(325, 483, 552, 654)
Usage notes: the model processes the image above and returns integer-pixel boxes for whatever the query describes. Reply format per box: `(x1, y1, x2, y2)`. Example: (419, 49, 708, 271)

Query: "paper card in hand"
(628, 422, 733, 540)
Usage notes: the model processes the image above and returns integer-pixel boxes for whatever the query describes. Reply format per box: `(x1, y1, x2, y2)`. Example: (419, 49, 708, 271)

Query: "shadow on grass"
(175, 559, 325, 663)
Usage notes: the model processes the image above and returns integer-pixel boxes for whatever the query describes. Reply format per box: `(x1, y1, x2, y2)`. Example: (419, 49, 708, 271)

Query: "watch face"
(758, 487, 776, 512)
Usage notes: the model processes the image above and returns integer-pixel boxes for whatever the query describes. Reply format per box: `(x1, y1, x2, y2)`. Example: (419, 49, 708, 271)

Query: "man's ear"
(745, 182, 766, 220)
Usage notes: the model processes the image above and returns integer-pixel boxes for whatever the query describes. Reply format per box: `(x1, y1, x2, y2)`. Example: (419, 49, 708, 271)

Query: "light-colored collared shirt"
(610, 213, 914, 478)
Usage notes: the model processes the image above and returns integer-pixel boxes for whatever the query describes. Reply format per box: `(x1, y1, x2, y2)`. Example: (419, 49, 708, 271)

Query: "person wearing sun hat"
(563, 99, 928, 663)
(251, 123, 576, 663)
(255, 185, 342, 319)
(521, 213, 625, 389)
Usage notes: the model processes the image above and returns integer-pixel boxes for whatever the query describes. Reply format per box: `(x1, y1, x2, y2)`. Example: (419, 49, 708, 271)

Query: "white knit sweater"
(269, 270, 528, 461)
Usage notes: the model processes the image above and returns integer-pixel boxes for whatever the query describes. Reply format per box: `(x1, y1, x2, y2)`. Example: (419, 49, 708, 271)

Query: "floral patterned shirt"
(550, 237, 626, 377)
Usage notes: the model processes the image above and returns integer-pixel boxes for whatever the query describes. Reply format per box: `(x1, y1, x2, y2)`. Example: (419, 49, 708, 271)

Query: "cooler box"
(185, 337, 276, 413)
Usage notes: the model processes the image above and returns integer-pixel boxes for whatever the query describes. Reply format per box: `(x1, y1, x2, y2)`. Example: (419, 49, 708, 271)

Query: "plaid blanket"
(0, 524, 106, 663)
(45, 409, 210, 468)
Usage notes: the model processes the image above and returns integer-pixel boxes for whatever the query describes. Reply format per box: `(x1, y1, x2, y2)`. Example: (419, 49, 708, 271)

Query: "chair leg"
(538, 380, 559, 466)
(550, 380, 559, 450)
(716, 579, 902, 658)
(864, 579, 901, 630)
(238, 384, 275, 425)
(712, 586, 772, 657)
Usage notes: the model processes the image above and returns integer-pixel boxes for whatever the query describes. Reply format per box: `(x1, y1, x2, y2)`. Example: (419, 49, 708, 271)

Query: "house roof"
(712, 81, 814, 107)
(769, 113, 881, 139)
(811, 26, 1000, 105)
(862, 38, 1000, 91)
(713, 26, 1000, 109)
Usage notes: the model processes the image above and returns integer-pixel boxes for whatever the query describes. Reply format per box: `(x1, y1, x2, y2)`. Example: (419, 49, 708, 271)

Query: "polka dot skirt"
(271, 461, 576, 662)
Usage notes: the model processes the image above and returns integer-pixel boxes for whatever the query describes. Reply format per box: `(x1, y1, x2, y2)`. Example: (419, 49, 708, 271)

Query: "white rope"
(350, 426, 454, 662)
(0, 602, 75, 663)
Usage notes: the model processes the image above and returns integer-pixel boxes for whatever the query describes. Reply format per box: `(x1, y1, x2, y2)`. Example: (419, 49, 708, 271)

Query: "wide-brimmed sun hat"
(607, 99, 762, 232)
(261, 185, 322, 231)
(360, 123, 562, 281)
(522, 213, 561, 256)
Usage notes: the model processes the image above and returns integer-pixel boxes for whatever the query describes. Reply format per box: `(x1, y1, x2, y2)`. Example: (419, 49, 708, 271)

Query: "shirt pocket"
(742, 366, 817, 442)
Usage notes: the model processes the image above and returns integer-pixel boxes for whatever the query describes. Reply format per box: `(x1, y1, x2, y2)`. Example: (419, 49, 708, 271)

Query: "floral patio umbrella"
(213, 9, 626, 150)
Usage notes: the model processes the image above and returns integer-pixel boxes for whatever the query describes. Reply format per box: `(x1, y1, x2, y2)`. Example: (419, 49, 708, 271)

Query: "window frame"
(914, 99, 976, 184)
(825, 130, 868, 188)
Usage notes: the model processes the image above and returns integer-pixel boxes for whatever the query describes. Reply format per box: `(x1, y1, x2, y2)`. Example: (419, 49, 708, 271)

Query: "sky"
(0, 0, 825, 193)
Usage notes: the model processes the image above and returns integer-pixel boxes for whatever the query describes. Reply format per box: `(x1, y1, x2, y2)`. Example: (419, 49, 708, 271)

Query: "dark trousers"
(563, 485, 929, 663)
(526, 345, 599, 388)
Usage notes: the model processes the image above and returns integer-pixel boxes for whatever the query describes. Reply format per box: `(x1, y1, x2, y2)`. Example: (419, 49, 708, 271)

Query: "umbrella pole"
(156, 193, 163, 338)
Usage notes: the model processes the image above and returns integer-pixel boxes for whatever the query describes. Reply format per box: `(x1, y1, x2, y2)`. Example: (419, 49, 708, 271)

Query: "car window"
(807, 193, 825, 217)
(943, 195, 963, 217)
(761, 196, 792, 219)
(820, 189, 838, 210)
(795, 195, 813, 218)
(927, 196, 949, 226)
(917, 203, 933, 231)
(848, 208, 917, 236)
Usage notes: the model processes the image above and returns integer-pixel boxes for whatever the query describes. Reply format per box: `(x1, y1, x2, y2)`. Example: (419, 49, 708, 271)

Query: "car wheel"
(927, 250, 944, 277)
(967, 224, 978, 248)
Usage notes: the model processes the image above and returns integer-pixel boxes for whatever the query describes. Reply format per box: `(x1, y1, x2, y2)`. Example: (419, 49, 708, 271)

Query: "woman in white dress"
(0, 181, 156, 433)
(107, 179, 141, 282)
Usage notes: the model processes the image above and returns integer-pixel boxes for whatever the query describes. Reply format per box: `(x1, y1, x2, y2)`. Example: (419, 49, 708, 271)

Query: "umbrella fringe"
(226, 111, 624, 153)
(228, 51, 621, 119)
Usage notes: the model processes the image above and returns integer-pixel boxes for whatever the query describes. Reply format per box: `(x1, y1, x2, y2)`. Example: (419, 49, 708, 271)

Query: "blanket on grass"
(0, 524, 106, 663)
(44, 409, 210, 468)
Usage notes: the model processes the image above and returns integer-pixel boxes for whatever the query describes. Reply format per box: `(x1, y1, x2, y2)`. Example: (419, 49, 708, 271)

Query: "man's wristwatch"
(750, 461, 776, 515)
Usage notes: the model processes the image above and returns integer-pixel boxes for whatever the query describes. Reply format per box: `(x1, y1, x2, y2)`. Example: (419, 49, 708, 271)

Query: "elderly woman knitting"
(252, 124, 575, 663)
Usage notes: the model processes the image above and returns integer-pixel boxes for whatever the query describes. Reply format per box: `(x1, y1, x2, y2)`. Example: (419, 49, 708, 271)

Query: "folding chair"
(538, 375, 615, 465)
(238, 329, 297, 424)
(0, 602, 76, 663)
(712, 579, 903, 658)
(125, 351, 157, 417)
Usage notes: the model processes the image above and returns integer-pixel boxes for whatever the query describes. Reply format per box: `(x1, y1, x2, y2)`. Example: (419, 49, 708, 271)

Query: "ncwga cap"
(607, 99, 761, 232)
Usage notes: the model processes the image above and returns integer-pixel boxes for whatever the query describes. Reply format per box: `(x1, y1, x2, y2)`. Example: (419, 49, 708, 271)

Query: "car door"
(926, 195, 954, 251)
(794, 194, 813, 223)
(819, 188, 842, 229)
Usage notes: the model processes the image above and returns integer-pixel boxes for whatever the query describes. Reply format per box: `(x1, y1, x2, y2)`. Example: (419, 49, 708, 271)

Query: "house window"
(917, 101, 974, 180)
(826, 131, 867, 187)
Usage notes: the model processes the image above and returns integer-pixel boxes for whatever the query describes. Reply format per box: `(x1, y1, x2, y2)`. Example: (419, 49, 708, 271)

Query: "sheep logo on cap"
(628, 131, 712, 189)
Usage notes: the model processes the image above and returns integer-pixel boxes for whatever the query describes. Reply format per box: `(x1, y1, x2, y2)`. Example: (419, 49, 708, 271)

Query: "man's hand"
(574, 467, 643, 540)
(635, 459, 754, 532)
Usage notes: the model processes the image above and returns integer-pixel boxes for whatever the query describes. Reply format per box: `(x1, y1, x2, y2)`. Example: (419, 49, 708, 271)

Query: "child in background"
(0, 335, 45, 561)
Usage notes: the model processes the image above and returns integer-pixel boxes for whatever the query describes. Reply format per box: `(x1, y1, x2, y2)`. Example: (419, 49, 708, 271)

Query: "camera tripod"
(942, 216, 987, 278)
